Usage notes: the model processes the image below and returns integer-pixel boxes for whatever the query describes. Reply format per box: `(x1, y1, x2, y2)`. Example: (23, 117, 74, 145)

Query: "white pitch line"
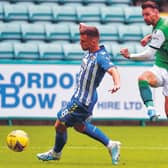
(1, 146, 168, 151)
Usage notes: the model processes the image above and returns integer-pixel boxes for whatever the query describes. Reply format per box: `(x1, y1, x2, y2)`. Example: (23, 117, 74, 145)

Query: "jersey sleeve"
(149, 29, 165, 49)
(97, 52, 114, 71)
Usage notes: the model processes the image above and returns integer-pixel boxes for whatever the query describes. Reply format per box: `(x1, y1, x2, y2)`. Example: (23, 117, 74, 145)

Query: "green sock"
(138, 80, 154, 107)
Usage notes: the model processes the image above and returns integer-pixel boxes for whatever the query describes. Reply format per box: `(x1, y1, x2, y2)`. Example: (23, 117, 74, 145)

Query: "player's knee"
(54, 120, 67, 133)
(73, 123, 85, 133)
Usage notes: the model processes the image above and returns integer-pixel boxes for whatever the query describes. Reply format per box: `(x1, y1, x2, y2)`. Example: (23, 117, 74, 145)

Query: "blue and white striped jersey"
(72, 45, 114, 113)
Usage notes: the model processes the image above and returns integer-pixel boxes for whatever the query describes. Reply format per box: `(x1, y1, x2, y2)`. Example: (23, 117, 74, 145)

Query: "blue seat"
(14, 43, 40, 59)
(0, 23, 21, 40)
(76, 6, 101, 22)
(45, 24, 71, 42)
(20, 23, 46, 41)
(39, 43, 64, 60)
(118, 25, 142, 42)
(124, 7, 144, 24)
(63, 43, 83, 60)
(3, 4, 29, 22)
(100, 6, 125, 23)
(0, 43, 14, 59)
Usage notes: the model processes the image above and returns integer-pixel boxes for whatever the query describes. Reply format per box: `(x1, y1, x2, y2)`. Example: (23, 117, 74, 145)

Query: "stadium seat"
(111, 42, 135, 61)
(97, 24, 119, 41)
(28, 4, 52, 22)
(3, 4, 29, 22)
(10, 0, 58, 3)
(69, 24, 80, 43)
(56, 0, 81, 5)
(21, 23, 46, 41)
(76, 6, 101, 23)
(39, 43, 64, 60)
(141, 25, 152, 37)
(0, 43, 14, 59)
(52, 6, 77, 23)
(100, 6, 125, 23)
(106, 0, 132, 5)
(0, 23, 21, 40)
(0, 5, 4, 21)
(118, 25, 142, 42)
(45, 24, 71, 42)
(124, 7, 144, 24)
(14, 43, 40, 59)
(63, 43, 83, 60)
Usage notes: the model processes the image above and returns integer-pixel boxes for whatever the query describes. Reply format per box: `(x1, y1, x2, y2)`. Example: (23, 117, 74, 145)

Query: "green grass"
(0, 126, 168, 168)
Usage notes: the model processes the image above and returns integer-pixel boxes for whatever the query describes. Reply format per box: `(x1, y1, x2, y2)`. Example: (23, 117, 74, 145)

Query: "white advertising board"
(0, 64, 166, 119)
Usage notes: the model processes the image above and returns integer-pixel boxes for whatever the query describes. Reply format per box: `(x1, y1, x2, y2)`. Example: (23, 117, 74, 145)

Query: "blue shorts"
(57, 98, 91, 127)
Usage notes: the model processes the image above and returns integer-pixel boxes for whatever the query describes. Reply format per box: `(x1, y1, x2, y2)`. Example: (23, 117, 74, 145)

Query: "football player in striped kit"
(37, 23, 121, 165)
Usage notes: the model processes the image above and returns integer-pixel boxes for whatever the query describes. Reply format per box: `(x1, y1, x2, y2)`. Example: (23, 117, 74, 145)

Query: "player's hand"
(120, 48, 130, 59)
(108, 85, 120, 94)
(140, 34, 152, 46)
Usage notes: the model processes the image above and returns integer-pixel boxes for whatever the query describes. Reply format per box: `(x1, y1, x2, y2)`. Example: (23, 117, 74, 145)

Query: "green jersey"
(149, 18, 168, 69)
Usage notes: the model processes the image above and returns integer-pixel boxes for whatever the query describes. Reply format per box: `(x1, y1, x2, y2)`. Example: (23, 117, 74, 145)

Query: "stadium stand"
(0, 0, 154, 63)
(2, 0, 132, 5)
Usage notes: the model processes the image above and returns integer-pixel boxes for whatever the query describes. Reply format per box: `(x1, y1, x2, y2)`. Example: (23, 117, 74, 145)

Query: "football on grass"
(6, 130, 29, 152)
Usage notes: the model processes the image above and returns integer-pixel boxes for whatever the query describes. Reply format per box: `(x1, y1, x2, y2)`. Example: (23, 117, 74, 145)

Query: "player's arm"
(107, 66, 120, 94)
(141, 34, 152, 46)
(120, 46, 156, 60)
(120, 29, 165, 60)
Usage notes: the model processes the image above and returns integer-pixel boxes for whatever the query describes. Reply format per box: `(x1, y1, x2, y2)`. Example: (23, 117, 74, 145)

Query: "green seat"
(111, 42, 135, 61)
(118, 25, 142, 42)
(28, 4, 52, 22)
(141, 25, 152, 37)
(0, 4, 3, 21)
(39, 43, 64, 60)
(0, 43, 14, 59)
(52, 6, 77, 23)
(63, 43, 83, 60)
(76, 6, 101, 23)
(124, 7, 144, 24)
(69, 24, 80, 43)
(100, 6, 125, 23)
(0, 23, 21, 40)
(21, 23, 46, 41)
(3, 4, 29, 22)
(97, 24, 119, 42)
(45, 24, 71, 42)
(14, 43, 40, 59)
(106, 0, 132, 5)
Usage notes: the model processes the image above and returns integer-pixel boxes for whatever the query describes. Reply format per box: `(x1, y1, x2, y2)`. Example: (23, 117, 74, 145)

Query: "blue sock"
(54, 131, 67, 153)
(83, 122, 110, 146)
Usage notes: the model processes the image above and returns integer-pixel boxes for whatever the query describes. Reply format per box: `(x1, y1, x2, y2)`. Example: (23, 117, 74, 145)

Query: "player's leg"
(36, 120, 67, 161)
(53, 120, 67, 153)
(138, 70, 159, 121)
(73, 122, 121, 165)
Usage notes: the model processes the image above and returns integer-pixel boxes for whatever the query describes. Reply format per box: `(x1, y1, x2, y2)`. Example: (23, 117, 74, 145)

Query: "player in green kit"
(120, 0, 168, 121)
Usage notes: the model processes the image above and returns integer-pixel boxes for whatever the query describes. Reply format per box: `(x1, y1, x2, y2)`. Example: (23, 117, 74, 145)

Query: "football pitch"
(0, 125, 168, 168)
